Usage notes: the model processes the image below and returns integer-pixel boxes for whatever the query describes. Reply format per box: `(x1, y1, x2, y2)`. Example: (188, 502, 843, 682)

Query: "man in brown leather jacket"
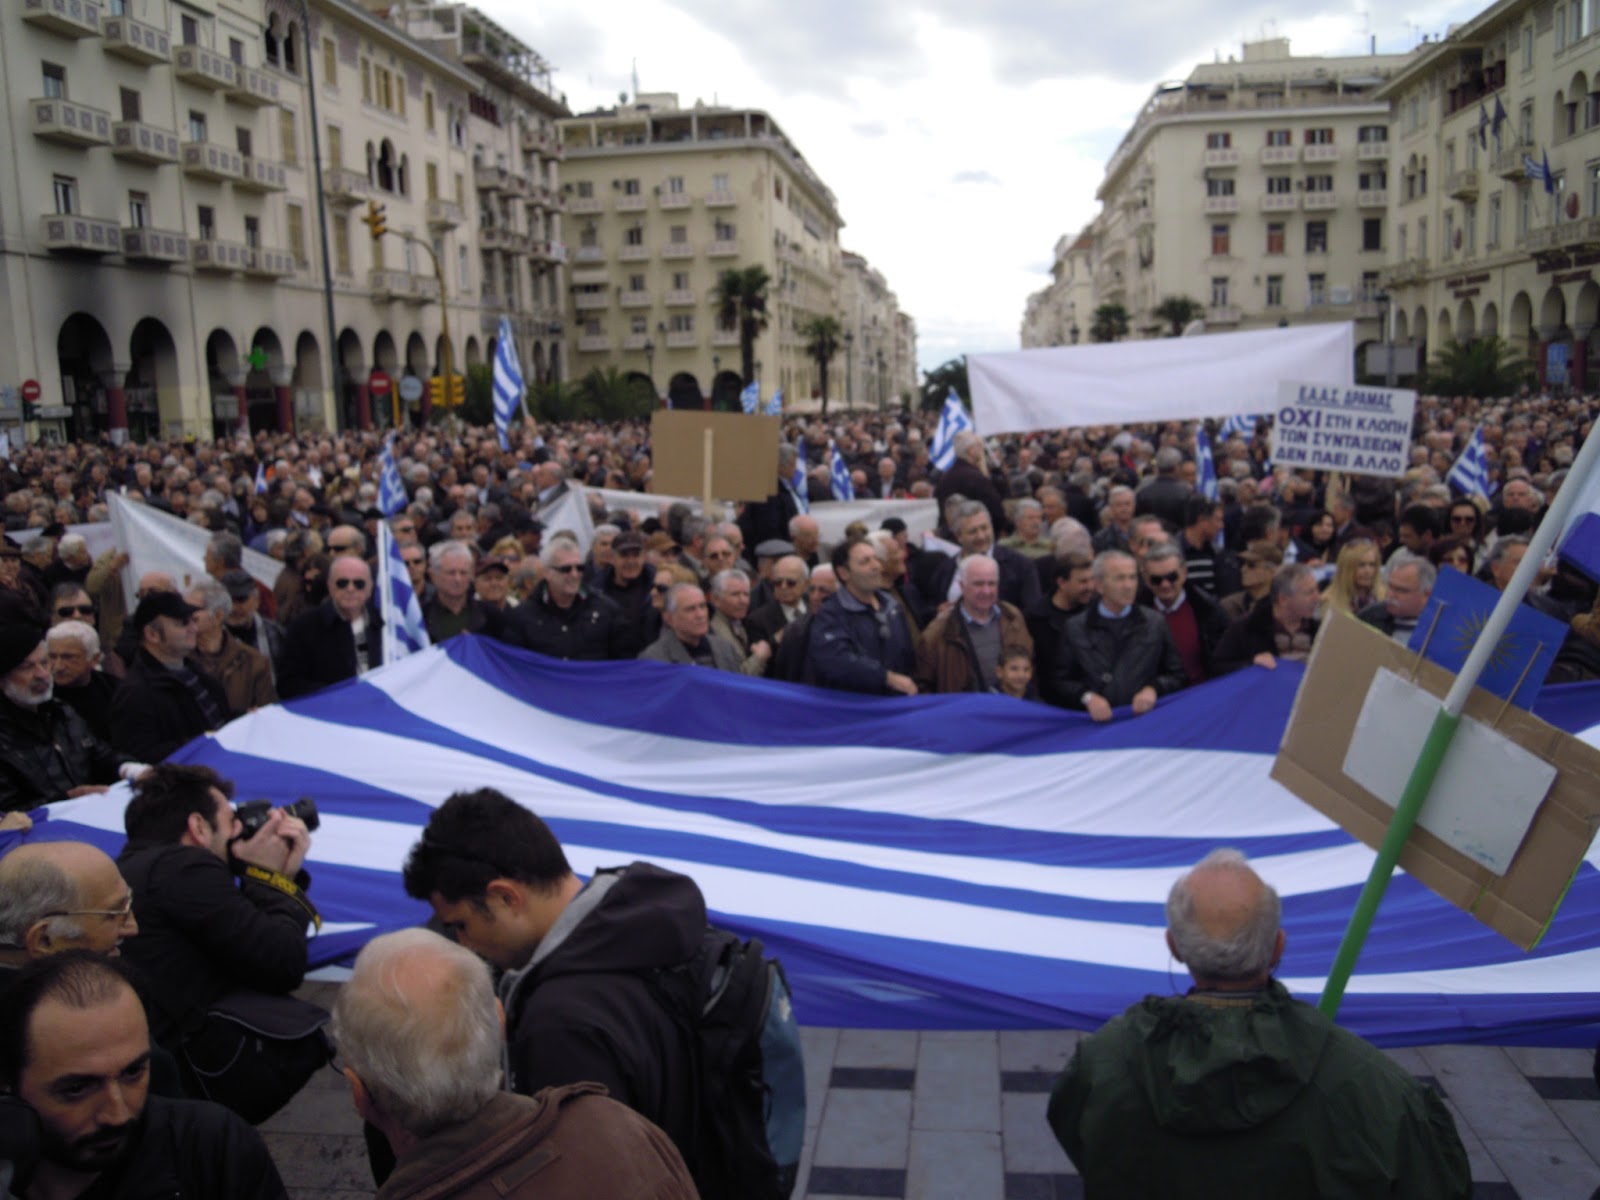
(333, 928, 697, 1200)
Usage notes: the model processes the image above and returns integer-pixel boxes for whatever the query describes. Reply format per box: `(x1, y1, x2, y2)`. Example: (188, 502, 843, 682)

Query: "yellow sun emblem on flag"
(1448, 608, 1523, 674)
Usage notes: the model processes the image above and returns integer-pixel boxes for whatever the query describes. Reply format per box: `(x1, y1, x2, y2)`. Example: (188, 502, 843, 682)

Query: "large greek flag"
(377, 435, 407, 517)
(492, 317, 523, 451)
(1448, 425, 1493, 498)
(13, 639, 1600, 1046)
(929, 389, 974, 472)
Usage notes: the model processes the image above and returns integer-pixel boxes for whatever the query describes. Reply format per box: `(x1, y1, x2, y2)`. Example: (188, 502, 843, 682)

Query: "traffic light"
(428, 374, 465, 407)
(363, 200, 387, 241)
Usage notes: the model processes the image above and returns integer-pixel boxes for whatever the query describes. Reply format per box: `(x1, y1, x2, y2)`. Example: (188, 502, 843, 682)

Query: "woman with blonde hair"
(1319, 539, 1385, 619)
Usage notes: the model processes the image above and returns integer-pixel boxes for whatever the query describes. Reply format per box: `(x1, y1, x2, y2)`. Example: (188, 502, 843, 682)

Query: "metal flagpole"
(1318, 419, 1600, 1017)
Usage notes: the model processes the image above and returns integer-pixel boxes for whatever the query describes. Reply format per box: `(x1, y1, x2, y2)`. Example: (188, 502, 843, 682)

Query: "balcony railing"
(614, 194, 648, 212)
(101, 13, 169, 63)
(41, 213, 119, 255)
(568, 196, 602, 214)
(1446, 168, 1480, 200)
(664, 288, 696, 306)
(1261, 193, 1299, 211)
(173, 45, 236, 90)
(666, 330, 698, 348)
(704, 190, 736, 207)
(529, 240, 566, 264)
(1304, 144, 1341, 162)
(323, 169, 369, 206)
(1524, 218, 1600, 254)
(182, 141, 244, 183)
(619, 290, 652, 308)
(473, 163, 511, 193)
(120, 226, 187, 264)
(424, 198, 462, 228)
(618, 244, 649, 261)
(228, 68, 281, 107)
(23, 0, 101, 38)
(573, 245, 603, 263)
(1203, 147, 1240, 167)
(32, 98, 111, 147)
(479, 225, 514, 250)
(191, 238, 249, 272)
(1493, 139, 1535, 180)
(1357, 141, 1390, 161)
(711, 330, 740, 347)
(658, 191, 693, 209)
(622, 333, 650, 350)
(1382, 258, 1429, 287)
(1206, 305, 1242, 324)
(1202, 195, 1239, 214)
(243, 247, 295, 278)
(1357, 189, 1388, 208)
(369, 269, 425, 301)
(237, 156, 287, 192)
(1302, 192, 1340, 211)
(573, 293, 609, 310)
(661, 242, 696, 259)
(707, 239, 739, 256)
(1260, 145, 1299, 164)
(577, 336, 613, 352)
(111, 120, 179, 163)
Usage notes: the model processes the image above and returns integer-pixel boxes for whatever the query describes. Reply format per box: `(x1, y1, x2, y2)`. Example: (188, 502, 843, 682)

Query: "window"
(1441, 211, 1454, 257)
(243, 215, 259, 248)
(361, 60, 372, 104)
(127, 190, 148, 227)
(668, 225, 687, 244)
(425, 161, 439, 200)
(1418, 158, 1428, 195)
(1205, 177, 1235, 196)
(1362, 217, 1383, 252)
(665, 175, 685, 192)
(1266, 221, 1286, 254)
(1358, 125, 1388, 143)
(670, 313, 694, 333)
(458, 244, 469, 293)
(333, 215, 350, 274)
(628, 273, 646, 291)
(672, 270, 690, 289)
(714, 220, 736, 240)
(1488, 193, 1502, 246)
(1265, 275, 1283, 307)
(181, 14, 198, 45)
(630, 315, 648, 335)
(1417, 216, 1428, 257)
(454, 172, 464, 204)
(197, 205, 215, 239)
(622, 178, 641, 195)
(42, 63, 65, 99)
(582, 318, 601, 336)
(712, 172, 730, 191)
(279, 110, 297, 166)
(578, 226, 597, 248)
(1359, 169, 1387, 190)
(236, 127, 253, 157)
(322, 38, 337, 87)
(1210, 277, 1229, 307)
(1266, 129, 1291, 146)
(1305, 127, 1334, 144)
(228, 38, 244, 66)
(1267, 175, 1292, 194)
(1308, 273, 1327, 305)
(1444, 142, 1456, 174)
(373, 67, 394, 112)
(424, 92, 435, 132)
(1306, 174, 1334, 192)
(326, 124, 342, 168)
(1557, 4, 1568, 49)
(1206, 131, 1231, 149)
(1463, 202, 1477, 253)
(1520, 102, 1534, 142)
(1305, 220, 1328, 253)
(1211, 223, 1230, 255)
(287, 203, 306, 264)
(119, 88, 140, 122)
(1398, 223, 1408, 259)
(1361, 271, 1380, 301)
(188, 111, 207, 142)
(1523, 25, 1534, 69)
(576, 180, 594, 198)
(624, 225, 644, 246)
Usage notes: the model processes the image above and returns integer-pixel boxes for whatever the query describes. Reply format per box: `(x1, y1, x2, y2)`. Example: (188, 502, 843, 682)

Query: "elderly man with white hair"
(1048, 849, 1471, 1198)
(185, 578, 276, 718)
(933, 429, 1008, 536)
(334, 928, 696, 1200)
(47, 618, 118, 742)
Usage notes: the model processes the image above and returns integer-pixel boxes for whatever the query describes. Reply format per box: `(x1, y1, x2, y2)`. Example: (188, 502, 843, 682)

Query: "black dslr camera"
(234, 796, 321, 840)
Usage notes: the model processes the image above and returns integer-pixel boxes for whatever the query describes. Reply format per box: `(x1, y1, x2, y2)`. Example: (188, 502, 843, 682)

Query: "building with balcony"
(0, 0, 569, 443)
(837, 250, 917, 411)
(1375, 0, 1600, 389)
(1022, 230, 1096, 348)
(1080, 37, 1405, 351)
(557, 92, 849, 410)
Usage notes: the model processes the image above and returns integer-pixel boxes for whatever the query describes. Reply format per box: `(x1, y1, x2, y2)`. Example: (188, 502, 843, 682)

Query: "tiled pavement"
(273, 983, 1600, 1200)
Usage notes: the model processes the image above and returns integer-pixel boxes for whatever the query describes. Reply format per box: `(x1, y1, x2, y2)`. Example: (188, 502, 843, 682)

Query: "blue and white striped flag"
(492, 316, 523, 451)
(254, 462, 268, 494)
(790, 441, 809, 515)
(830, 440, 854, 501)
(740, 380, 760, 414)
(1448, 425, 1493, 499)
(1220, 413, 1257, 442)
(377, 434, 407, 517)
(930, 389, 974, 472)
(764, 388, 783, 417)
(1195, 426, 1218, 502)
(377, 522, 429, 665)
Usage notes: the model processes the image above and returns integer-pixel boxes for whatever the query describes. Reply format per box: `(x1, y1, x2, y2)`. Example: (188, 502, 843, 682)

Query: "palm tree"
(713, 266, 772, 385)
(1420, 336, 1534, 398)
(577, 366, 655, 420)
(920, 357, 968, 412)
(1089, 303, 1130, 343)
(1153, 295, 1206, 337)
(801, 316, 843, 416)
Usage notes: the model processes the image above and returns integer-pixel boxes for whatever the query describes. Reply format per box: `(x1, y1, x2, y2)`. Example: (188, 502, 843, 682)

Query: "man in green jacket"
(1047, 848, 1471, 1199)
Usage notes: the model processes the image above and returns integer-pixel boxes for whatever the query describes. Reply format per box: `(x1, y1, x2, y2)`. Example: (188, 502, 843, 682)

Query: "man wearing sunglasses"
(277, 556, 386, 699)
(498, 540, 627, 661)
(1137, 542, 1229, 686)
(109, 594, 231, 765)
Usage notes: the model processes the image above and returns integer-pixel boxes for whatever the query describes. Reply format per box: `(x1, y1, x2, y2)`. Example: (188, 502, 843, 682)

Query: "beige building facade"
(838, 249, 917, 411)
(557, 93, 849, 411)
(1376, 0, 1600, 389)
(1021, 230, 1095, 347)
(0, 0, 565, 443)
(1083, 39, 1406, 349)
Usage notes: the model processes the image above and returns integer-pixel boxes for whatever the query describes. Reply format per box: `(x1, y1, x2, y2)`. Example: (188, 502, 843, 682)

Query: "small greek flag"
(492, 316, 523, 451)
(830, 441, 854, 501)
(254, 462, 268, 494)
(764, 388, 783, 416)
(1220, 414, 1257, 442)
(378, 434, 407, 516)
(930, 389, 974, 472)
(740, 380, 760, 414)
(377, 522, 430, 664)
(1447, 425, 1493, 499)
(1196, 426, 1218, 502)
(790, 441, 809, 515)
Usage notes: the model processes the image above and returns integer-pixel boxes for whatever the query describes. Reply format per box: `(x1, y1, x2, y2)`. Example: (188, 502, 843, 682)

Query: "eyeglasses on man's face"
(46, 892, 134, 923)
(55, 603, 95, 617)
(333, 578, 370, 591)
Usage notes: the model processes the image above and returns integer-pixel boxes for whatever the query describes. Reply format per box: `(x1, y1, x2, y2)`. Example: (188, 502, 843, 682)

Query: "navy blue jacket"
(807, 588, 917, 694)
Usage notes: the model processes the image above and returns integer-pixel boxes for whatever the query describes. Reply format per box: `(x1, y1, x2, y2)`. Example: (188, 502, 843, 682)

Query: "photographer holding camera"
(116, 764, 329, 1125)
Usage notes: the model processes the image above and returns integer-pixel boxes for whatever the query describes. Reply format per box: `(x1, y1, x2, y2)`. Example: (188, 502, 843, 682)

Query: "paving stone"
(1001, 1092, 1073, 1174)
(1480, 1137, 1600, 1199)
(1504, 1046, 1598, 1079)
(1003, 1175, 1085, 1200)
(1551, 1097, 1600, 1165)
(834, 1028, 920, 1070)
(1381, 1045, 1432, 1075)
(1446, 1099, 1508, 1184)
(998, 1030, 1081, 1073)
(913, 1031, 1000, 1132)
(1423, 1045, 1571, 1141)
(262, 1131, 374, 1192)
(260, 1081, 362, 1135)
(803, 1026, 841, 1128)
(1001, 1070, 1060, 1094)
(813, 1088, 912, 1169)
(1468, 1184, 1518, 1198)
(906, 1129, 1004, 1200)
(1528, 1075, 1600, 1102)
(806, 1166, 906, 1196)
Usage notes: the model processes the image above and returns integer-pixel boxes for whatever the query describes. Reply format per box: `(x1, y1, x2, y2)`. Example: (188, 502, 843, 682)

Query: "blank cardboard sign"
(650, 412, 781, 503)
(1273, 613, 1600, 949)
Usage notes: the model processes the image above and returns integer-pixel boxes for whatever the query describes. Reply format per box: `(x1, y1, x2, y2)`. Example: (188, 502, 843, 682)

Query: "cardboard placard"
(1271, 380, 1416, 478)
(649, 411, 781, 503)
(1272, 613, 1600, 949)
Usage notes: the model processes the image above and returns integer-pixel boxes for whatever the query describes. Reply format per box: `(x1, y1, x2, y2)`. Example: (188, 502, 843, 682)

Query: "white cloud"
(474, 0, 1492, 375)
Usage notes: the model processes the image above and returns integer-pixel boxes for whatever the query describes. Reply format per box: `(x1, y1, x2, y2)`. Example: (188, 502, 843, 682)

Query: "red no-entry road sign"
(369, 370, 392, 395)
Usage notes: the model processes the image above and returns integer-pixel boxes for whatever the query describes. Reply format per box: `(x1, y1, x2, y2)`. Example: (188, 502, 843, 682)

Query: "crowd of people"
(2, 386, 1597, 1197)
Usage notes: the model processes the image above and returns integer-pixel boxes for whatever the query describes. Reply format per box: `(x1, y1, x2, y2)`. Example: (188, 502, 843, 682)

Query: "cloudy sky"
(476, 0, 1485, 374)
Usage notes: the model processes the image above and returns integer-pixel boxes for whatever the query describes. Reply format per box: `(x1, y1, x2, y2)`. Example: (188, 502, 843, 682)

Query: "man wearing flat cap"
(0, 597, 135, 816)
(109, 592, 231, 763)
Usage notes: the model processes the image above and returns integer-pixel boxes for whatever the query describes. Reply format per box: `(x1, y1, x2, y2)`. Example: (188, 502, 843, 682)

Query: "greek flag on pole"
(1448, 425, 1493, 499)
(830, 441, 854, 501)
(1195, 427, 1218, 501)
(740, 381, 760, 414)
(930, 389, 975, 471)
(377, 436, 407, 517)
(377, 523, 429, 665)
(492, 317, 523, 451)
(254, 462, 268, 494)
(790, 442, 809, 515)
(764, 388, 784, 417)
(1220, 414, 1257, 441)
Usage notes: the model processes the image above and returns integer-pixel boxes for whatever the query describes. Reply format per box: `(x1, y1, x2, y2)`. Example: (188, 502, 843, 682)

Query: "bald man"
(1048, 849, 1471, 1198)
(0, 841, 138, 970)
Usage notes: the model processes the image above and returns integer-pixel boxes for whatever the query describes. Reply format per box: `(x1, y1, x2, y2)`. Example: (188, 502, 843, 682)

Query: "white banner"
(1270, 381, 1416, 478)
(108, 493, 282, 610)
(968, 323, 1355, 435)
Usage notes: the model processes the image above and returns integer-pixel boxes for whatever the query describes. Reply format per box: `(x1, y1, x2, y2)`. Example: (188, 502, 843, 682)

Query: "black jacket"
(737, 484, 805, 552)
(116, 841, 312, 1044)
(0, 695, 125, 812)
(1133, 476, 1192, 531)
(594, 562, 661, 657)
(1136, 583, 1231, 681)
(497, 584, 628, 661)
(921, 546, 1043, 625)
(1053, 604, 1187, 709)
(55, 668, 119, 743)
(277, 601, 385, 699)
(1214, 596, 1322, 675)
(744, 598, 797, 650)
(50, 1095, 288, 1200)
(109, 649, 230, 763)
(1027, 602, 1086, 707)
(808, 588, 917, 694)
(499, 863, 703, 1182)
(935, 459, 1008, 535)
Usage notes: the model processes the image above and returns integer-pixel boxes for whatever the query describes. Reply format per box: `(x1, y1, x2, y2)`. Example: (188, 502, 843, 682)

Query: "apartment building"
(838, 249, 917, 411)
(0, 0, 564, 442)
(1377, 0, 1600, 389)
(1085, 38, 1406, 349)
(557, 93, 846, 410)
(1021, 230, 1095, 347)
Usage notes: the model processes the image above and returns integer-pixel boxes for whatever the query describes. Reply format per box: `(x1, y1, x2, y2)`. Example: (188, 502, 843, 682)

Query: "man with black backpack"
(402, 788, 804, 1200)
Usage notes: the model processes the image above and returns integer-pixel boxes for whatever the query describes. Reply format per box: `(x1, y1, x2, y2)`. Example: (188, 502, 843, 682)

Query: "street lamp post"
(875, 349, 887, 414)
(1071, 323, 1081, 344)
(296, 0, 341, 432)
(1378, 290, 1397, 388)
(643, 339, 656, 393)
(844, 329, 854, 411)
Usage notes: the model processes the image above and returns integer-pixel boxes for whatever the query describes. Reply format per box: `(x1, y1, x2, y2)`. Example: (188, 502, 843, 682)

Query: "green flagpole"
(1318, 416, 1600, 1018)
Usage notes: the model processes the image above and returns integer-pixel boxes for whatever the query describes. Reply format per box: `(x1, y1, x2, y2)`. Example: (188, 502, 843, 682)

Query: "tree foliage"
(1153, 295, 1206, 337)
(576, 367, 656, 420)
(920, 356, 968, 412)
(1419, 335, 1535, 399)
(801, 315, 843, 415)
(1089, 303, 1131, 343)
(712, 266, 772, 385)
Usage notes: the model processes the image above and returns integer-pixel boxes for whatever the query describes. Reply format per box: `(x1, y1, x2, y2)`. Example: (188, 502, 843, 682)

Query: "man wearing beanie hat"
(109, 593, 231, 763)
(0, 598, 131, 815)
